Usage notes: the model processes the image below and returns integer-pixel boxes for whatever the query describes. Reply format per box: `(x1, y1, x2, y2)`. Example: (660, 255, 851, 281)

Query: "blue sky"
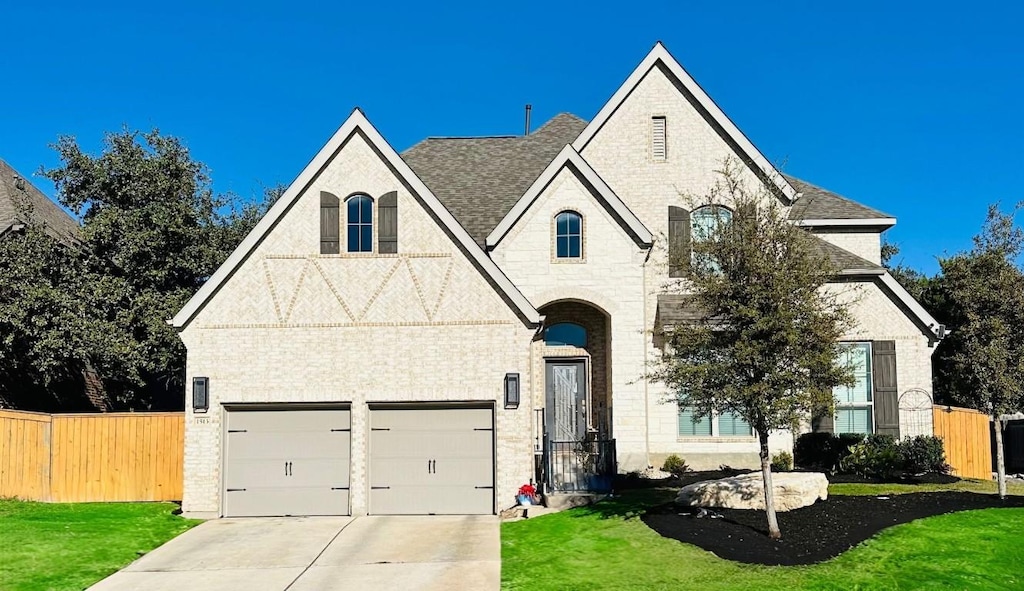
(2, 0, 1021, 274)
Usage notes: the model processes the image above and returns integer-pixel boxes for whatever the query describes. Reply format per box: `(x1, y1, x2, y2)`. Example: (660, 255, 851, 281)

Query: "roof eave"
(795, 217, 897, 229)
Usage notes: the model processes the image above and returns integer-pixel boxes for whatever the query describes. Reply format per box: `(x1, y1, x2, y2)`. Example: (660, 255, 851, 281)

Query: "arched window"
(346, 194, 373, 253)
(544, 322, 587, 347)
(690, 205, 732, 271)
(555, 211, 582, 259)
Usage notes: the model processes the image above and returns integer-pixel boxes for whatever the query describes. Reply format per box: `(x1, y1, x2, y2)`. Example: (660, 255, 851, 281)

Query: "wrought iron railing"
(542, 438, 616, 493)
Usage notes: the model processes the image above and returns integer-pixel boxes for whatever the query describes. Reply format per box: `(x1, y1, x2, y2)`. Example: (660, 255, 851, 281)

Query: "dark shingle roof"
(402, 113, 587, 245)
(786, 175, 892, 222)
(0, 159, 80, 240)
(658, 236, 881, 326)
(806, 233, 882, 272)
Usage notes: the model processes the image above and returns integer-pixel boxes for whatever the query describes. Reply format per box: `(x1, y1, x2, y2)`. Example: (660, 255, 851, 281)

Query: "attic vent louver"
(651, 116, 667, 161)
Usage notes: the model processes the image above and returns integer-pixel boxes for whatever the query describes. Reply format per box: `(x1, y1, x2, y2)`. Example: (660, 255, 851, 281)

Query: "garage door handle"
(226, 488, 246, 492)
(284, 461, 292, 476)
(475, 486, 494, 489)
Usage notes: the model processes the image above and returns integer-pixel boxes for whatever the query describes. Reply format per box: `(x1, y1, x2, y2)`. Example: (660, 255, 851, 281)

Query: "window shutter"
(378, 191, 398, 254)
(320, 192, 340, 254)
(872, 340, 899, 437)
(668, 206, 691, 278)
(652, 116, 667, 161)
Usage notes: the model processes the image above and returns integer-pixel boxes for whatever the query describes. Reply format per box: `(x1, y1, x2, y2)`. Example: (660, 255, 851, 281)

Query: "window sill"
(676, 436, 757, 443)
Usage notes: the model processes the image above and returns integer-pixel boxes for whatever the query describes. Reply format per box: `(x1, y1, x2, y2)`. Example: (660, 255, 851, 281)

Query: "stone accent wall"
(180, 130, 536, 516)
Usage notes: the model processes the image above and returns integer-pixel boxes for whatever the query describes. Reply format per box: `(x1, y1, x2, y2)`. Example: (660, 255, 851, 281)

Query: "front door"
(545, 361, 587, 442)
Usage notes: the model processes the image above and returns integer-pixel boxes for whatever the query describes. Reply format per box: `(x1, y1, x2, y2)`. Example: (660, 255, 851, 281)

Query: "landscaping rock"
(675, 471, 828, 511)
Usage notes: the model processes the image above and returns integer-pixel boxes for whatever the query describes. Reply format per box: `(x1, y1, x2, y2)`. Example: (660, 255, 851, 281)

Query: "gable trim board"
(572, 42, 797, 203)
(796, 218, 897, 228)
(171, 109, 542, 329)
(485, 144, 654, 249)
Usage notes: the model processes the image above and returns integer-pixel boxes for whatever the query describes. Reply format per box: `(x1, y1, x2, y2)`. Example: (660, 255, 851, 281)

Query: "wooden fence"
(0, 410, 183, 502)
(933, 405, 993, 480)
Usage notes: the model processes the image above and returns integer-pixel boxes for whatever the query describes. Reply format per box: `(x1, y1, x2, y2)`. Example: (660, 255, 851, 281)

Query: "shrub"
(771, 451, 793, 472)
(842, 434, 901, 479)
(793, 432, 834, 469)
(661, 454, 690, 478)
(794, 432, 865, 472)
(899, 435, 950, 475)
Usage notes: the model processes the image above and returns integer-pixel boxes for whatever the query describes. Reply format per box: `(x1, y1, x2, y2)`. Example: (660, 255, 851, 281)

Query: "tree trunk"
(994, 418, 1007, 500)
(759, 431, 781, 540)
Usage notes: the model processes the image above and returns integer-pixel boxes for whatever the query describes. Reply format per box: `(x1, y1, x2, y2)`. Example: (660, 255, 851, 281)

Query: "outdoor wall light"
(193, 377, 209, 412)
(504, 373, 520, 409)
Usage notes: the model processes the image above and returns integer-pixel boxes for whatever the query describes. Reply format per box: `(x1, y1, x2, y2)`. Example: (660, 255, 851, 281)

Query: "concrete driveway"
(88, 515, 499, 591)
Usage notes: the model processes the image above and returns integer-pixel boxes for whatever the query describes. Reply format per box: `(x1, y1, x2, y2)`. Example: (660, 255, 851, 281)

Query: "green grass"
(0, 500, 199, 591)
(829, 478, 1024, 497)
(502, 488, 1024, 591)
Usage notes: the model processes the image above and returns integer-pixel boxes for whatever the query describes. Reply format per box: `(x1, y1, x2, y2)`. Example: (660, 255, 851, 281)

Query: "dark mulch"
(641, 492, 1024, 566)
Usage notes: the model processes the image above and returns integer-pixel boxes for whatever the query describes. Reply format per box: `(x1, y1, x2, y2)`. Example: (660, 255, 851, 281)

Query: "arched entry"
(537, 300, 615, 493)
(539, 300, 611, 437)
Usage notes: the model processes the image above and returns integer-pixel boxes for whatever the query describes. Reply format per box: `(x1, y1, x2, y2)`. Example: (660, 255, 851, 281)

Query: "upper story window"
(320, 192, 340, 254)
(690, 205, 732, 271)
(346, 194, 373, 253)
(834, 343, 873, 435)
(651, 116, 667, 161)
(544, 322, 587, 347)
(555, 211, 582, 259)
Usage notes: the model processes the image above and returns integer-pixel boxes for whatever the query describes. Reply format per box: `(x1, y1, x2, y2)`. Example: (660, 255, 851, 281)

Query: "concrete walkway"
(88, 515, 499, 591)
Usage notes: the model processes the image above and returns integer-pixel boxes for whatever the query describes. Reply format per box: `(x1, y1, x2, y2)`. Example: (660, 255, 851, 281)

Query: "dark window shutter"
(811, 413, 834, 434)
(872, 340, 899, 438)
(668, 206, 690, 278)
(378, 191, 398, 254)
(320, 192, 340, 254)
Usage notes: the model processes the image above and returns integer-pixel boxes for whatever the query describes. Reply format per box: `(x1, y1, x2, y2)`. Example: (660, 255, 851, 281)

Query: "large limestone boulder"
(675, 472, 828, 512)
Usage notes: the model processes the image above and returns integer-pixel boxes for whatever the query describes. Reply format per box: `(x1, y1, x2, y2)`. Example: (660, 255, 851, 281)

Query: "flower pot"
(517, 494, 533, 506)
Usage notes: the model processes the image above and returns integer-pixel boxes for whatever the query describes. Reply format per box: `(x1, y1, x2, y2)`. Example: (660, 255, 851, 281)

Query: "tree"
(931, 203, 1024, 498)
(881, 239, 931, 302)
(40, 129, 272, 409)
(650, 161, 854, 539)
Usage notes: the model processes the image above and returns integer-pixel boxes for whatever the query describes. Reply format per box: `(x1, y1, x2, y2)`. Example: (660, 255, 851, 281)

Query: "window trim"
(552, 210, 584, 262)
(345, 193, 374, 253)
(689, 204, 732, 270)
(834, 342, 875, 435)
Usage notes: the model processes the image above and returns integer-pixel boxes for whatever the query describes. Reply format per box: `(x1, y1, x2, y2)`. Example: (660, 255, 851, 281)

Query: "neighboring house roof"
(403, 113, 587, 245)
(173, 109, 542, 329)
(486, 144, 653, 249)
(572, 41, 798, 203)
(0, 159, 79, 240)
(787, 176, 896, 227)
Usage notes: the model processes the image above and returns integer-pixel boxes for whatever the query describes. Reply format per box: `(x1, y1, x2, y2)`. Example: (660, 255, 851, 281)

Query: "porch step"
(543, 492, 608, 510)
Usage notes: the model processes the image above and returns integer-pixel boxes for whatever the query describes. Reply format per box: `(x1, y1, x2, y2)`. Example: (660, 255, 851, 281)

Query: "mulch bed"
(641, 491, 1024, 566)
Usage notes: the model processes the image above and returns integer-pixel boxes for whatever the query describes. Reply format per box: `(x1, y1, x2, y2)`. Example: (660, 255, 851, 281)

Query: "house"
(0, 159, 110, 412)
(174, 43, 944, 518)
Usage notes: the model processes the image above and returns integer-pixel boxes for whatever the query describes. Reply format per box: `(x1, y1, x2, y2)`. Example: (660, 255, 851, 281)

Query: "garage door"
(224, 407, 350, 517)
(369, 406, 494, 515)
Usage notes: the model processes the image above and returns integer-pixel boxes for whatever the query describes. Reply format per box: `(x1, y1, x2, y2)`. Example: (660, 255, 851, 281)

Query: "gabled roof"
(571, 42, 797, 203)
(172, 109, 542, 329)
(486, 144, 653, 249)
(0, 159, 80, 240)
(403, 113, 587, 245)
(787, 176, 896, 227)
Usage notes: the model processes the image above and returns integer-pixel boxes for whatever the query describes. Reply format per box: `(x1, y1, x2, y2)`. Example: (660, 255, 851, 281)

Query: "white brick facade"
(178, 44, 941, 514)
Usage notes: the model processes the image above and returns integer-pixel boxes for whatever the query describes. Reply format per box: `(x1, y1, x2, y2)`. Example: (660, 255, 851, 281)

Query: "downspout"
(642, 246, 653, 468)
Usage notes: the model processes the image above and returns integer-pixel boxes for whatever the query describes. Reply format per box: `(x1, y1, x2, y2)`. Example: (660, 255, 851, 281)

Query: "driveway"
(88, 515, 499, 591)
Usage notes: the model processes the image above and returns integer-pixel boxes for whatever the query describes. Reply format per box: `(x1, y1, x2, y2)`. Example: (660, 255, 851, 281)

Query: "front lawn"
(502, 487, 1024, 590)
(0, 500, 199, 591)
